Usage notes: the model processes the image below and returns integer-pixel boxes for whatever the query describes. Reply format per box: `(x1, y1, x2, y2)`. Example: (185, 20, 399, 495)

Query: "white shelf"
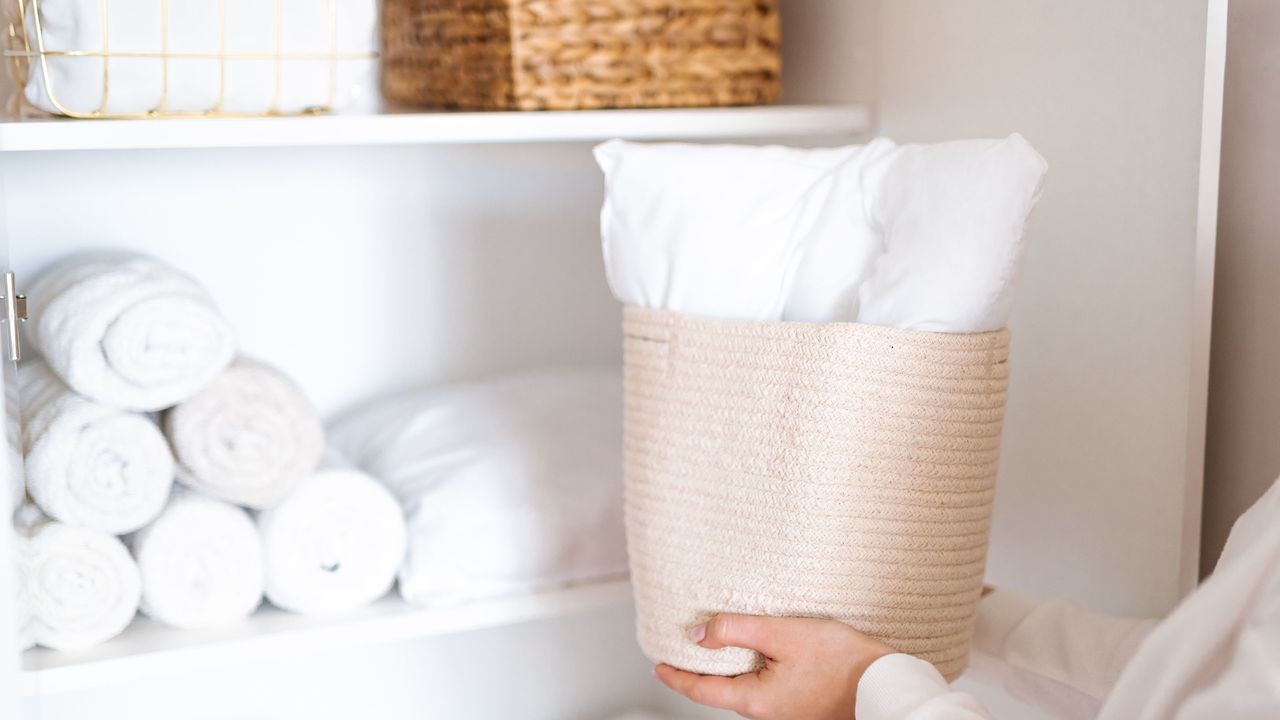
(20, 578, 633, 696)
(0, 104, 871, 152)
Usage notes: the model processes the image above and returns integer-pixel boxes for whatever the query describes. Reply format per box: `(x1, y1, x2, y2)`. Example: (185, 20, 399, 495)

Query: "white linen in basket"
(257, 462, 405, 616)
(130, 490, 265, 629)
(23, 0, 378, 116)
(329, 368, 627, 607)
(19, 521, 141, 651)
(165, 358, 324, 510)
(26, 252, 236, 411)
(595, 139, 893, 323)
(595, 135, 1047, 332)
(857, 134, 1048, 332)
(19, 361, 174, 535)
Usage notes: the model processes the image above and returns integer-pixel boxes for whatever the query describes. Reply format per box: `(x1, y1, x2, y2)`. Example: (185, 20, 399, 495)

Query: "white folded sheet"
(23, 0, 378, 116)
(19, 361, 174, 535)
(257, 462, 406, 616)
(20, 521, 141, 651)
(329, 368, 627, 608)
(27, 253, 236, 411)
(594, 135, 1047, 332)
(165, 358, 324, 510)
(130, 490, 264, 629)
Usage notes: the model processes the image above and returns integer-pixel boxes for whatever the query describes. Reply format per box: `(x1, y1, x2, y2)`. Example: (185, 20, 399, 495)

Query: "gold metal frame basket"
(3, 0, 377, 118)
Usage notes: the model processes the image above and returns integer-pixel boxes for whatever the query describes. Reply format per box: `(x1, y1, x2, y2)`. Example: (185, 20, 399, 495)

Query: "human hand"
(653, 614, 896, 720)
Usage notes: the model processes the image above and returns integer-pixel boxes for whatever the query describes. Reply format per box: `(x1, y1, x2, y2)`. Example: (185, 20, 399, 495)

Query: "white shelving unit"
(0, 104, 871, 152)
(21, 579, 634, 696)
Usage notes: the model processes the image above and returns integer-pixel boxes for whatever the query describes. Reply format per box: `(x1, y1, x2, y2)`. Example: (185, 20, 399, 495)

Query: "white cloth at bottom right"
(855, 476, 1280, 720)
(328, 367, 626, 607)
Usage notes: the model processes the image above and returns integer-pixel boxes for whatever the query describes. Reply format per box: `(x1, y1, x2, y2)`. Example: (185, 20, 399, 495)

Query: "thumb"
(692, 614, 790, 659)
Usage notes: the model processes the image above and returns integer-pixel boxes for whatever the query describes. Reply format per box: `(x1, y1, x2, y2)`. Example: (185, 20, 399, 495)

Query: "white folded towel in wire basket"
(10, 0, 378, 118)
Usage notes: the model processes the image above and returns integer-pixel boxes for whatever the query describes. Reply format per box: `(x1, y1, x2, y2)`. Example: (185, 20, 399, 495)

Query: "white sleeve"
(857, 653, 995, 720)
(1171, 567, 1280, 720)
(972, 589, 1158, 720)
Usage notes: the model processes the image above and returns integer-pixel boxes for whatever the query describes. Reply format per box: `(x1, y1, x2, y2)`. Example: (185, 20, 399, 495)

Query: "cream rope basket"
(622, 306, 1011, 680)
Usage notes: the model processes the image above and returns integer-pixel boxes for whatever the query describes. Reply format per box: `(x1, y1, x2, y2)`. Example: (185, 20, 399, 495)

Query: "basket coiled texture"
(381, 0, 781, 110)
(622, 306, 1011, 681)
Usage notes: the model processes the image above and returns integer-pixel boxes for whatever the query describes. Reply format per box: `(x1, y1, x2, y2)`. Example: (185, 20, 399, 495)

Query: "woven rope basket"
(623, 306, 1011, 680)
(381, 0, 781, 111)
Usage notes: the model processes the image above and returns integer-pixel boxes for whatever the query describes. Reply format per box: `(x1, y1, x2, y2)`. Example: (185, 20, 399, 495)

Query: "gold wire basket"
(4, 0, 378, 119)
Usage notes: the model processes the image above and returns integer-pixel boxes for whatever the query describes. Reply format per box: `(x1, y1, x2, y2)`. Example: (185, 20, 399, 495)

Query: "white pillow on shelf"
(328, 367, 626, 608)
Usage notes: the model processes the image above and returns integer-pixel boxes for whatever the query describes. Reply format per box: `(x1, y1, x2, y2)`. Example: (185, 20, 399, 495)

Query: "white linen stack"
(19, 521, 142, 651)
(595, 135, 1048, 331)
(257, 460, 405, 616)
(166, 359, 325, 510)
(329, 368, 627, 608)
(8, 251, 403, 651)
(19, 361, 174, 535)
(23, 0, 379, 116)
(130, 491, 265, 629)
(26, 253, 236, 411)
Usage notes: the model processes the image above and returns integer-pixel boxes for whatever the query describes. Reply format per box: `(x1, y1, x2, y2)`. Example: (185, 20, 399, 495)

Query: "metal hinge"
(2, 272, 27, 362)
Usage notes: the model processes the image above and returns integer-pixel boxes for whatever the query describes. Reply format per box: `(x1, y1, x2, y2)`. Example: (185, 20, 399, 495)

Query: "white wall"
(1202, 0, 1280, 573)
(876, 0, 1214, 618)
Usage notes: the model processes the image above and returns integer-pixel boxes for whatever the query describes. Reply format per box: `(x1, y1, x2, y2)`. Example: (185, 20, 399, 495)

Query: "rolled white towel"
(130, 491, 265, 629)
(166, 359, 324, 510)
(20, 521, 141, 651)
(257, 463, 406, 616)
(19, 362, 175, 535)
(27, 253, 236, 411)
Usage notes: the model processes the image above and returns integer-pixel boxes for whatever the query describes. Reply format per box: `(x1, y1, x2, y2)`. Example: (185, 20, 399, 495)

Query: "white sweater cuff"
(856, 653, 953, 720)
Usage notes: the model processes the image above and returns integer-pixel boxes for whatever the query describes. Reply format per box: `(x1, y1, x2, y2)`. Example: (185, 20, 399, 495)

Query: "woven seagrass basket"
(381, 0, 782, 111)
(623, 306, 1011, 681)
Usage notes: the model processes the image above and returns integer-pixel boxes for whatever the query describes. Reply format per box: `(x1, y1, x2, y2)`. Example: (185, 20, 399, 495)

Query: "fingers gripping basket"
(622, 306, 1011, 680)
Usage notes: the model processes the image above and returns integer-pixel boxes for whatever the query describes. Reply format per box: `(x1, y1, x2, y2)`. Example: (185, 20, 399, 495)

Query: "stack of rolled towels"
(9, 252, 408, 651)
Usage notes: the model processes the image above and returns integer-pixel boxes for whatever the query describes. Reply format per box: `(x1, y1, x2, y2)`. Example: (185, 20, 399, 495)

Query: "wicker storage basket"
(381, 0, 781, 110)
(623, 306, 1011, 680)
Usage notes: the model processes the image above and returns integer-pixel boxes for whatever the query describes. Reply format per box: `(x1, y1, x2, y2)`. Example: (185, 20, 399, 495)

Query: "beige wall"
(1202, 0, 1280, 574)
